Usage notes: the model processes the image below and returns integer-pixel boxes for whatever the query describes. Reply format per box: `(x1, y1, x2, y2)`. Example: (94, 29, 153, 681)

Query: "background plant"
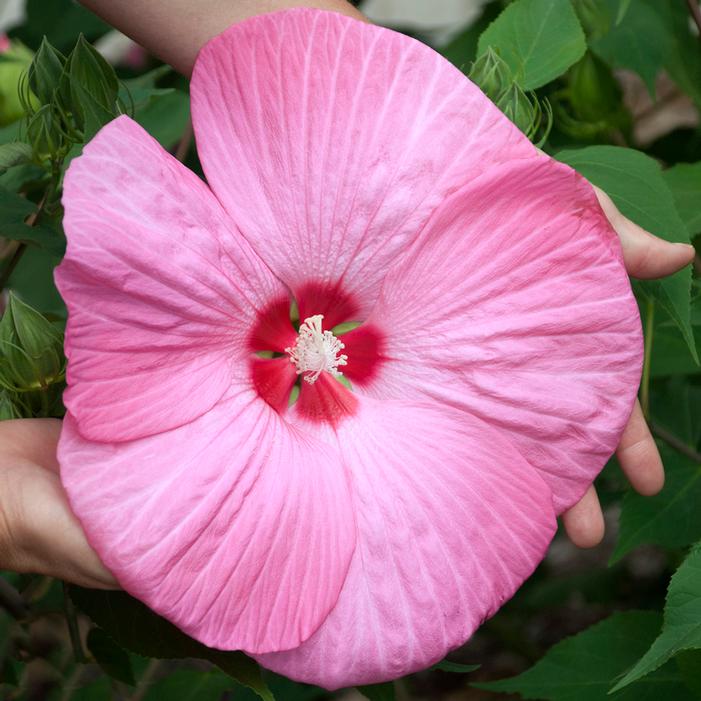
(0, 0, 699, 699)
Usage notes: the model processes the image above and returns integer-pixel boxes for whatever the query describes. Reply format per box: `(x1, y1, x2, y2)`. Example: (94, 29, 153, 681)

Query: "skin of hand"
(0, 2, 695, 590)
(0, 419, 116, 588)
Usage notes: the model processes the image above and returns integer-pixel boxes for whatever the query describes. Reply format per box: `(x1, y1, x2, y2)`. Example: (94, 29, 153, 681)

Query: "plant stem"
(640, 299, 655, 419)
(174, 118, 193, 163)
(650, 420, 701, 464)
(62, 582, 85, 664)
(0, 190, 50, 292)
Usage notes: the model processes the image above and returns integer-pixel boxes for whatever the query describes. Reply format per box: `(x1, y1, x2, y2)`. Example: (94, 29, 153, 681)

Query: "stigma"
(285, 315, 348, 384)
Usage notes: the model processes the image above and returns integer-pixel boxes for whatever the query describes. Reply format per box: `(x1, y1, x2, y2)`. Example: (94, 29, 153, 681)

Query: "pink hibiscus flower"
(55, 8, 642, 690)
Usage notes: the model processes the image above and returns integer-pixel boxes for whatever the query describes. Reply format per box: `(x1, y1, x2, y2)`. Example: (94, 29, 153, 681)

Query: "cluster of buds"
(19, 36, 124, 168)
(469, 47, 552, 146)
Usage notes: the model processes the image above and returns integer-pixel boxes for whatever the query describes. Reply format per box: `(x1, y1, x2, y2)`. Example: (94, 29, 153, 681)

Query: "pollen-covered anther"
(285, 314, 348, 385)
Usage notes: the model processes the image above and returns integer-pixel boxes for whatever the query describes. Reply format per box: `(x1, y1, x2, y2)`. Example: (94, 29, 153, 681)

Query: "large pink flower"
(55, 8, 642, 690)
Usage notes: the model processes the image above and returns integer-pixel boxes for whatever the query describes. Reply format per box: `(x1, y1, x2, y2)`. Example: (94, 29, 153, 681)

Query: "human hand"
(561, 187, 696, 547)
(0, 419, 117, 589)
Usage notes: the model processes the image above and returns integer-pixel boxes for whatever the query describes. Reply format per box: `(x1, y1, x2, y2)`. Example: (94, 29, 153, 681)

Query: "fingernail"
(674, 243, 696, 255)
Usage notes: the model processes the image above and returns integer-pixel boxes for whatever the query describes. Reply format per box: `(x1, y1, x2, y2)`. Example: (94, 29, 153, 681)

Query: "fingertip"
(617, 402, 666, 496)
(632, 458, 665, 496)
(562, 487, 605, 549)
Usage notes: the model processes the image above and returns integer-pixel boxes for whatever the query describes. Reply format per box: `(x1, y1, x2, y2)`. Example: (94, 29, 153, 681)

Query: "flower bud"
(495, 83, 535, 135)
(0, 293, 65, 393)
(469, 47, 512, 101)
(68, 34, 120, 133)
(26, 103, 64, 159)
(27, 38, 66, 106)
(568, 51, 622, 123)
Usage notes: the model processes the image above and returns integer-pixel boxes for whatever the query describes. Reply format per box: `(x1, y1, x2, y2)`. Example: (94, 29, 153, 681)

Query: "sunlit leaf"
(475, 610, 697, 700)
(611, 545, 701, 691)
(477, 0, 586, 89)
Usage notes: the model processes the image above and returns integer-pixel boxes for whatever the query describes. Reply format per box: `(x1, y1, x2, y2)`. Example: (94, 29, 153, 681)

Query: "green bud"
(568, 51, 623, 123)
(0, 40, 35, 126)
(469, 47, 513, 101)
(27, 38, 66, 106)
(0, 292, 65, 393)
(26, 103, 64, 159)
(68, 34, 119, 132)
(496, 83, 536, 135)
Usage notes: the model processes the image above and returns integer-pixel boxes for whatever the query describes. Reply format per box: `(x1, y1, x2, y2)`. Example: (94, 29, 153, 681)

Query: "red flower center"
(248, 283, 385, 424)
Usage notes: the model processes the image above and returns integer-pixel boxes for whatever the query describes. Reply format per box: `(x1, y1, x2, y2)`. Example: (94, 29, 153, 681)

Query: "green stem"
(650, 420, 701, 465)
(640, 299, 654, 419)
(0, 189, 50, 292)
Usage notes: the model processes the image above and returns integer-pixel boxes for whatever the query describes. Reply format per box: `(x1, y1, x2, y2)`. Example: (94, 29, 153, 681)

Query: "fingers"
(593, 186, 695, 279)
(616, 399, 665, 496)
(0, 420, 118, 589)
(561, 485, 605, 548)
(15, 461, 119, 589)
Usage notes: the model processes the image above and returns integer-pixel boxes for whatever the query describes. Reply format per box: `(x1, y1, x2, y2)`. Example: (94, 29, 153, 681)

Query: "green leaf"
(430, 660, 480, 673)
(591, 0, 668, 95)
(657, 0, 701, 109)
(477, 0, 586, 90)
(662, 162, 701, 238)
(358, 682, 395, 701)
(611, 545, 701, 691)
(69, 588, 274, 701)
(86, 627, 135, 686)
(16, 0, 110, 55)
(611, 448, 701, 564)
(132, 89, 190, 149)
(474, 610, 697, 700)
(557, 145, 697, 363)
(651, 303, 701, 378)
(0, 143, 32, 172)
(142, 670, 235, 701)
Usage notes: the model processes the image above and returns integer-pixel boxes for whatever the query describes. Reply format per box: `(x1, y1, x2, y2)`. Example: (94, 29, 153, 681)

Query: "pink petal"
(190, 8, 534, 317)
(257, 399, 556, 688)
(353, 157, 642, 513)
(56, 116, 287, 442)
(59, 385, 356, 653)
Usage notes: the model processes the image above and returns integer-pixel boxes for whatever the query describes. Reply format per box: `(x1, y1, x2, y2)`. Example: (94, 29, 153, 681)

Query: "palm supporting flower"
(56, 9, 642, 690)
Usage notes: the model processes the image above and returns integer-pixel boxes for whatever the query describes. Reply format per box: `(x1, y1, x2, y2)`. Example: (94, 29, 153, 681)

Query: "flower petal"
(190, 8, 533, 316)
(59, 385, 356, 653)
(56, 115, 287, 442)
(351, 156, 642, 513)
(257, 399, 556, 688)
